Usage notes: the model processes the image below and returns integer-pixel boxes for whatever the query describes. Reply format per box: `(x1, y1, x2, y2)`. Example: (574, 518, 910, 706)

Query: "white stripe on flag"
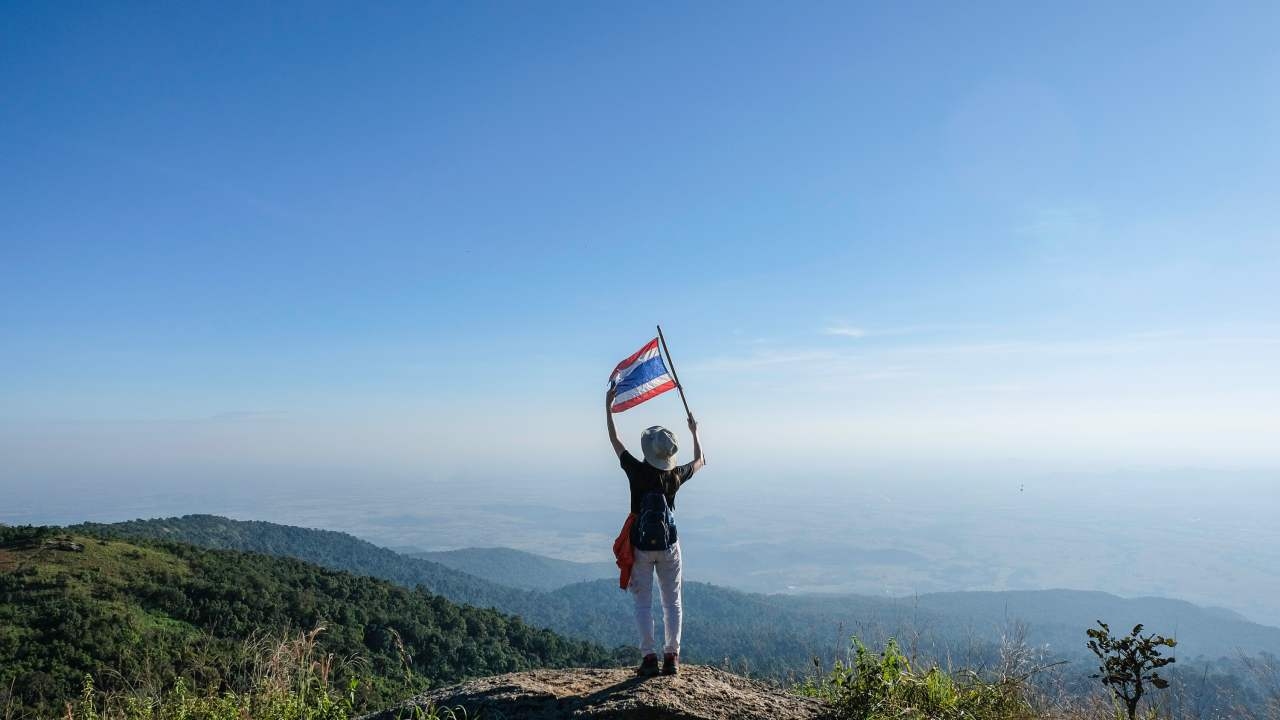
(614, 373, 674, 404)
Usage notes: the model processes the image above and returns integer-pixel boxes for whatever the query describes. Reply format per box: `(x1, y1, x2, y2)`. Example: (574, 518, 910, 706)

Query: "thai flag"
(609, 337, 677, 413)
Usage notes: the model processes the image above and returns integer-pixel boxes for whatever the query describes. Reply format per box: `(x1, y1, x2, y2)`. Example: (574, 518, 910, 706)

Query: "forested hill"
(70, 515, 1280, 674)
(72, 514, 535, 611)
(0, 525, 615, 719)
(69, 515, 934, 676)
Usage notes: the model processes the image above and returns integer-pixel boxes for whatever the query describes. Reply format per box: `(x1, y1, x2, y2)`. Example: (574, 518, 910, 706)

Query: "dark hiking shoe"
(661, 653, 679, 675)
(636, 654, 660, 676)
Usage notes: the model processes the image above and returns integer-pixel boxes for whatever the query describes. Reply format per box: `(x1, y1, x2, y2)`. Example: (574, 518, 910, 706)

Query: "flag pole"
(656, 324, 693, 421)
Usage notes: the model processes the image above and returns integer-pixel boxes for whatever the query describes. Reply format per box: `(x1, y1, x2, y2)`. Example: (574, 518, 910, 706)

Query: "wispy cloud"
(821, 325, 867, 338)
(691, 349, 839, 373)
(696, 327, 1280, 379)
(205, 410, 287, 423)
(820, 323, 988, 340)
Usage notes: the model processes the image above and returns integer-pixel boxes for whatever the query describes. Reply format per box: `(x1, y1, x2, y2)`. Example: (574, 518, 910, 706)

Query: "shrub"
(796, 637, 1035, 720)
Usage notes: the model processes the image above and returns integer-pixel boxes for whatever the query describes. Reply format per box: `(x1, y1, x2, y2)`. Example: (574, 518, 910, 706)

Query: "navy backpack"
(632, 490, 677, 551)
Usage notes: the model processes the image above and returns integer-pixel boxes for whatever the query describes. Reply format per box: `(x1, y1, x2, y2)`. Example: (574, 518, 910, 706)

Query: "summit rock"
(363, 665, 824, 720)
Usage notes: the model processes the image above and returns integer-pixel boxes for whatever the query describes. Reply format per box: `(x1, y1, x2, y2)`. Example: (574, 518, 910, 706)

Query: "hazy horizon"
(6, 462, 1277, 628)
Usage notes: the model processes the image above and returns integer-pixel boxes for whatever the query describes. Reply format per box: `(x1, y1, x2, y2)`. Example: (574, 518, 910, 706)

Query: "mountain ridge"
(410, 546, 617, 591)
(69, 515, 1280, 668)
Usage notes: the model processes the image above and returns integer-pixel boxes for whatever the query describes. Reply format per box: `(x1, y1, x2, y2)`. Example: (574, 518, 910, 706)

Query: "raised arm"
(687, 415, 705, 473)
(605, 387, 626, 456)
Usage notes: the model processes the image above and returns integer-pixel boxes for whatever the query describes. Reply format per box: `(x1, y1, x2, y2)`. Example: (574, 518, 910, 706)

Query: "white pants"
(629, 541, 682, 656)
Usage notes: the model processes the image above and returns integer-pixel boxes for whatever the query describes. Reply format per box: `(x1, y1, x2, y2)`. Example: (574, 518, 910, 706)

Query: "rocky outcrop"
(363, 666, 824, 720)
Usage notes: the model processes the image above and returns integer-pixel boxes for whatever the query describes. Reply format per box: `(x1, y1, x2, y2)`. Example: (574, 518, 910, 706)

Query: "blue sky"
(2, 2, 1278, 497)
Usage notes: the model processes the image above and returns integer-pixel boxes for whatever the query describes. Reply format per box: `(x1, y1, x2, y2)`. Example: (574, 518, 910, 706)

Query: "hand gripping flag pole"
(656, 324, 693, 422)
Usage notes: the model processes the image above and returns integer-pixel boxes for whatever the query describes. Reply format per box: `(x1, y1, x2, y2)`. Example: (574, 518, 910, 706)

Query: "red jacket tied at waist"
(613, 513, 637, 590)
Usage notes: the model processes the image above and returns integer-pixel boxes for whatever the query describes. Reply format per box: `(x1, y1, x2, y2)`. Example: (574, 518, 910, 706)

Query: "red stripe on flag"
(611, 379, 677, 412)
(612, 338, 660, 374)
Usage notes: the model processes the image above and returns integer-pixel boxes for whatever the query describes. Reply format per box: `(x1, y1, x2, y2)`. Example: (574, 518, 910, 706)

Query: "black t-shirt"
(620, 450, 696, 514)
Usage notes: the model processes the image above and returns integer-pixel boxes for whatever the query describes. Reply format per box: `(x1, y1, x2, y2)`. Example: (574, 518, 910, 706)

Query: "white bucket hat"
(640, 426, 678, 471)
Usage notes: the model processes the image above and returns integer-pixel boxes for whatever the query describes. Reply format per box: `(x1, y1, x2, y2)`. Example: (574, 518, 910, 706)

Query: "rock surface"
(363, 666, 825, 720)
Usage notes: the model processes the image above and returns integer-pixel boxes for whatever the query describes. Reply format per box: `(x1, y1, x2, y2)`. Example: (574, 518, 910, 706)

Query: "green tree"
(1086, 620, 1176, 720)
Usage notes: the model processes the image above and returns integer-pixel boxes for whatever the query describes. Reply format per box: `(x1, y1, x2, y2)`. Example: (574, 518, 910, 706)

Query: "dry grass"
(54, 625, 483, 720)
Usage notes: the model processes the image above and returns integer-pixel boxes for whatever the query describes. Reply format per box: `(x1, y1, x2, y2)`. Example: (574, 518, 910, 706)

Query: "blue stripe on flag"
(614, 355, 670, 394)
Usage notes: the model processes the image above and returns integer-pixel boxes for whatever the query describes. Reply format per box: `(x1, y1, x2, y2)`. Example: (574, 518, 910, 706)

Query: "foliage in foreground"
(795, 638, 1036, 720)
(58, 628, 472, 720)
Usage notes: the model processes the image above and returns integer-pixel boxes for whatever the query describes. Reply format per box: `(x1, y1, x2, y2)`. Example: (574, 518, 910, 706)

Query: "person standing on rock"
(606, 385, 706, 676)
